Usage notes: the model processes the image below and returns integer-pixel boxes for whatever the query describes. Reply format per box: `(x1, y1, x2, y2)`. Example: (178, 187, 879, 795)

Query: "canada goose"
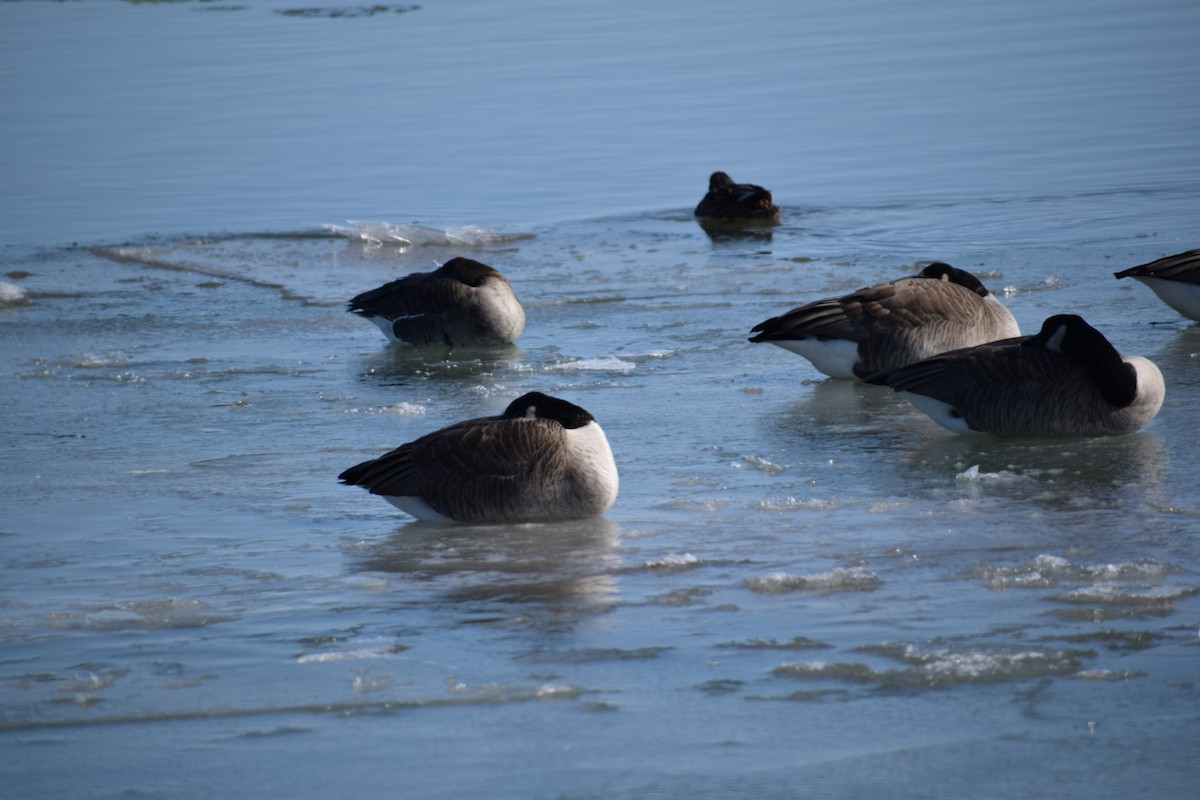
(1113, 248, 1200, 322)
(749, 263, 1020, 379)
(347, 257, 526, 346)
(864, 314, 1165, 437)
(694, 171, 781, 222)
(338, 392, 619, 523)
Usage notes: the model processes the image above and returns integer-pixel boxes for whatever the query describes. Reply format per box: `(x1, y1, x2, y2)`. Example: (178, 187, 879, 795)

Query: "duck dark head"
(503, 392, 596, 429)
(708, 171, 735, 191)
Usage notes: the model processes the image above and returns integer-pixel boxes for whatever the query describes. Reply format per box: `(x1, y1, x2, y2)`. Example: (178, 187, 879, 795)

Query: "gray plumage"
(347, 256, 526, 346)
(749, 263, 1020, 379)
(865, 314, 1165, 437)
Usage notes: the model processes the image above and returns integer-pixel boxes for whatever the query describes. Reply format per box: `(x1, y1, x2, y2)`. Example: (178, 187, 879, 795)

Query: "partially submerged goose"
(748, 263, 1020, 379)
(694, 171, 781, 223)
(1113, 248, 1200, 322)
(865, 314, 1165, 437)
(338, 392, 619, 523)
(347, 257, 526, 346)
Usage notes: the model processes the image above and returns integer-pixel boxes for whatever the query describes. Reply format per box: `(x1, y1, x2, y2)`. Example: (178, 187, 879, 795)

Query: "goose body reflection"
(357, 517, 622, 607)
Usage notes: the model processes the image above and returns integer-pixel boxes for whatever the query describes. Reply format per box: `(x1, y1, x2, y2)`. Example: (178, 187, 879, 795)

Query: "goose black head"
(919, 262, 990, 298)
(504, 392, 596, 429)
(1026, 314, 1136, 407)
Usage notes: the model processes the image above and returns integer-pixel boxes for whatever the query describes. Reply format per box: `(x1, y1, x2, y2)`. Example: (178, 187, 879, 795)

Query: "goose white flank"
(1113, 248, 1200, 322)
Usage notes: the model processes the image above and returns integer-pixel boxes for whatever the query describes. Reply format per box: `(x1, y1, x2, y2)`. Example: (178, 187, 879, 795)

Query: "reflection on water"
(696, 217, 777, 243)
(788, 379, 915, 429)
(353, 342, 526, 387)
(906, 431, 1169, 510)
(1154, 326, 1200, 384)
(760, 373, 1173, 508)
(355, 518, 622, 607)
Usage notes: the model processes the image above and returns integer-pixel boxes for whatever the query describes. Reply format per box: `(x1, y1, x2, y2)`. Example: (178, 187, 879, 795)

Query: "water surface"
(1, 1, 1199, 799)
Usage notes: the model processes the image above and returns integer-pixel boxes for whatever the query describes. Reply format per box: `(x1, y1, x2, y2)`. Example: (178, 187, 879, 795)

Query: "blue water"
(2, 1, 1199, 799)
(3, 0, 1198, 244)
